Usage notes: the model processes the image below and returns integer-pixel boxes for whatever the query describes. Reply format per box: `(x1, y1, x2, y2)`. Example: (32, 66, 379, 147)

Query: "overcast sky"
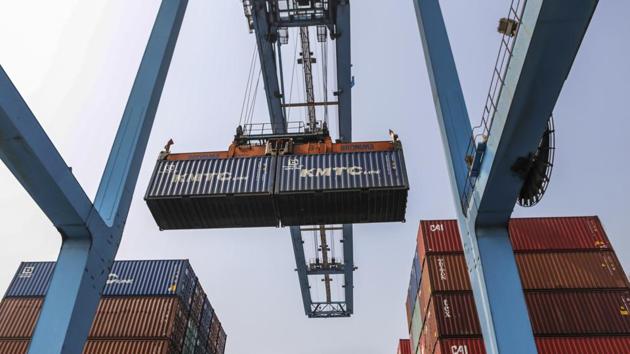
(1, 1, 629, 354)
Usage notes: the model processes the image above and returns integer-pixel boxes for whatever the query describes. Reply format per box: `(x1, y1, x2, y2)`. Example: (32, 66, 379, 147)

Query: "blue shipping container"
(275, 150, 408, 225)
(145, 156, 278, 229)
(4, 260, 196, 307)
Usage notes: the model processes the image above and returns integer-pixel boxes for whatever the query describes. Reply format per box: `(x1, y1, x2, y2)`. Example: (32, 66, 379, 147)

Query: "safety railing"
(461, 0, 527, 213)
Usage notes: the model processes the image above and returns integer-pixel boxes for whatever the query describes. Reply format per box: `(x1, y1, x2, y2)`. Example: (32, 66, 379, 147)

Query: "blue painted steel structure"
(414, 0, 598, 352)
(248, 0, 355, 317)
(0, 0, 188, 352)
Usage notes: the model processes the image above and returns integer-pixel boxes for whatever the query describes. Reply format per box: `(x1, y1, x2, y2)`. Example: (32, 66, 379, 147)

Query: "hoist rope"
(239, 43, 258, 126)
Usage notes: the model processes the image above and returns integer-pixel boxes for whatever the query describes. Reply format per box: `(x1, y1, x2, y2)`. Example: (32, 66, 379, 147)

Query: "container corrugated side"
(4, 262, 55, 298)
(0, 298, 42, 338)
(4, 260, 196, 304)
(275, 150, 408, 225)
(433, 338, 485, 354)
(217, 326, 227, 354)
(0, 340, 176, 354)
(83, 340, 174, 354)
(527, 290, 630, 335)
(397, 338, 411, 354)
(417, 220, 462, 259)
(419, 337, 630, 354)
(536, 337, 630, 353)
(410, 294, 422, 354)
(145, 156, 278, 229)
(510, 216, 611, 251)
(516, 251, 629, 289)
(421, 252, 628, 291)
(89, 297, 187, 344)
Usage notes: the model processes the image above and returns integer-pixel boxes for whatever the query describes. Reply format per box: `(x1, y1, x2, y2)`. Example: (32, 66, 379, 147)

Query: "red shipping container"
(397, 338, 411, 354)
(419, 337, 630, 354)
(509, 216, 610, 252)
(536, 337, 630, 354)
(515, 251, 629, 289)
(416, 217, 612, 257)
(433, 338, 485, 354)
(423, 294, 482, 353)
(527, 290, 630, 335)
(418, 220, 462, 259)
(418, 252, 628, 294)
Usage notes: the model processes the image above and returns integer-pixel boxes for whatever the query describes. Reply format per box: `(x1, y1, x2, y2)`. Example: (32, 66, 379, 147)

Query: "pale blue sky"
(0, 1, 628, 354)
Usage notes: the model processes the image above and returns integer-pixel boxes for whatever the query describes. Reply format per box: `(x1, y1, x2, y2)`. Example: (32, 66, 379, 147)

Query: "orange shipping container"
(0, 297, 188, 344)
(0, 340, 175, 354)
(0, 298, 42, 338)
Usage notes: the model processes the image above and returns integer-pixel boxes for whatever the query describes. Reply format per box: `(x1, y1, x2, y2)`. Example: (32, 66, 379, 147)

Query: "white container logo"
(451, 345, 469, 354)
(106, 273, 134, 285)
(437, 257, 447, 281)
(442, 298, 452, 318)
(19, 266, 35, 278)
(430, 224, 444, 232)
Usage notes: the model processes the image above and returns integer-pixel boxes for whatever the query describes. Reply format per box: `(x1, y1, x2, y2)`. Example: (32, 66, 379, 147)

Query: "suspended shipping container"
(145, 134, 409, 229)
(146, 153, 278, 229)
(5, 260, 196, 306)
(397, 338, 411, 354)
(275, 141, 408, 225)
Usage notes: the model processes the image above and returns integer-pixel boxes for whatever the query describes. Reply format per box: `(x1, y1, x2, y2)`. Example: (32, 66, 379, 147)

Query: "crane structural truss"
(414, 0, 598, 352)
(0, 0, 188, 352)
(244, 0, 354, 317)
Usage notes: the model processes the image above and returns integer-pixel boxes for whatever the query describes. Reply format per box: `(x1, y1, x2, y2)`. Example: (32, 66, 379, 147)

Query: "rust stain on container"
(0, 298, 42, 338)
(516, 251, 629, 289)
(510, 216, 610, 251)
(417, 220, 462, 259)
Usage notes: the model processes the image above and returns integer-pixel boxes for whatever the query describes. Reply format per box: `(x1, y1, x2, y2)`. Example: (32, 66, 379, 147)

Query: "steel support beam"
(0, 67, 106, 240)
(341, 224, 354, 313)
(415, 0, 598, 353)
(0, 1, 189, 353)
(251, 0, 286, 133)
(334, 0, 351, 142)
(290, 226, 312, 316)
(413, 1, 532, 353)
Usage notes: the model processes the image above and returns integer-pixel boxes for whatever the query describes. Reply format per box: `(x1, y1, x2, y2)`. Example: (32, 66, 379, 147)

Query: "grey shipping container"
(145, 156, 278, 229)
(275, 150, 408, 225)
(5, 260, 196, 307)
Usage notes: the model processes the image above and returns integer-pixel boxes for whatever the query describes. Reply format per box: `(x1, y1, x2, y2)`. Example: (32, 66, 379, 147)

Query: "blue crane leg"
(0, 66, 104, 239)
(26, 1, 189, 353)
(290, 226, 312, 316)
(412, 0, 535, 353)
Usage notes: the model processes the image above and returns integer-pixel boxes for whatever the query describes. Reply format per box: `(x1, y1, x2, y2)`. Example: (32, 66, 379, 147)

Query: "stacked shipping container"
(404, 216, 630, 354)
(0, 260, 227, 354)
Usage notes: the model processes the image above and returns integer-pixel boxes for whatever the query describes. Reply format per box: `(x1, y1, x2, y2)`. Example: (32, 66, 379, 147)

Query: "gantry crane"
(414, 0, 597, 352)
(243, 0, 354, 318)
(0, 0, 600, 352)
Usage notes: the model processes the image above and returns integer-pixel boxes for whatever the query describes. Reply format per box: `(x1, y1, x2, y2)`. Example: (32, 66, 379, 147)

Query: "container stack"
(405, 216, 630, 354)
(0, 260, 227, 354)
(397, 338, 411, 354)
